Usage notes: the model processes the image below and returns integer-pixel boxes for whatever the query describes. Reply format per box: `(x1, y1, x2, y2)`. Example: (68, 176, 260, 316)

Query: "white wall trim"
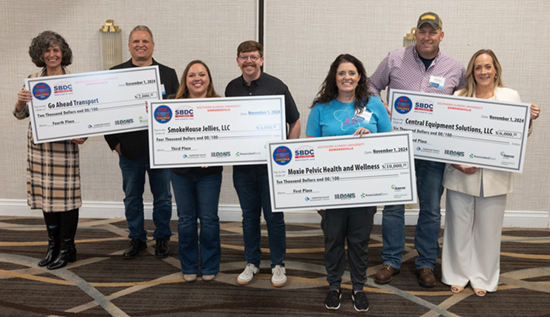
(392, 209, 550, 228)
(0, 199, 548, 228)
(0, 199, 323, 223)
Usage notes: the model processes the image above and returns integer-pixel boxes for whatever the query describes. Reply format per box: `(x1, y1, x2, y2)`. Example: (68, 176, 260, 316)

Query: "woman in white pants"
(441, 49, 540, 297)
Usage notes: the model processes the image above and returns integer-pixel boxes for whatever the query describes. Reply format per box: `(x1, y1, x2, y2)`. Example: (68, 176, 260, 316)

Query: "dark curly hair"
(28, 31, 72, 68)
(311, 54, 371, 111)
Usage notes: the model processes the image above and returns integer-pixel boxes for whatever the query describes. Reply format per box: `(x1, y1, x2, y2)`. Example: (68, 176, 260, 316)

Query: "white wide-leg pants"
(441, 189, 507, 292)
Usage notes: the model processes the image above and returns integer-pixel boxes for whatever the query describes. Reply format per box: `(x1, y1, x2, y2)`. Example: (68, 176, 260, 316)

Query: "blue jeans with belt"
(381, 159, 445, 270)
(233, 170, 285, 268)
(171, 171, 222, 275)
(118, 152, 172, 241)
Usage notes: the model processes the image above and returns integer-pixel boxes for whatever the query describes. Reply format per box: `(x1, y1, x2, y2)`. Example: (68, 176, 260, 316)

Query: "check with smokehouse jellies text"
(389, 89, 530, 173)
(266, 132, 417, 212)
(25, 66, 162, 143)
(148, 95, 286, 168)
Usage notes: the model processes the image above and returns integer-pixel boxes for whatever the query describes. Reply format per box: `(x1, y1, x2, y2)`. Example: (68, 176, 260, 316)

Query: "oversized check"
(266, 132, 417, 212)
(148, 96, 286, 168)
(25, 66, 162, 143)
(389, 89, 530, 173)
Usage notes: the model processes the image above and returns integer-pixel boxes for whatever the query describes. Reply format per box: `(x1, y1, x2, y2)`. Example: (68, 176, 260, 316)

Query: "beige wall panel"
(264, 0, 550, 212)
(2, 0, 548, 216)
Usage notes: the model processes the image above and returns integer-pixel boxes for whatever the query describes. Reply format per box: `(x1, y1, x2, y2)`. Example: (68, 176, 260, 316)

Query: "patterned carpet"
(0, 215, 549, 317)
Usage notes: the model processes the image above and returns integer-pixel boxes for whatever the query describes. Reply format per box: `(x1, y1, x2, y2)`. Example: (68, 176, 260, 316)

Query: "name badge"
(429, 75, 445, 90)
(354, 110, 372, 123)
(161, 84, 166, 95)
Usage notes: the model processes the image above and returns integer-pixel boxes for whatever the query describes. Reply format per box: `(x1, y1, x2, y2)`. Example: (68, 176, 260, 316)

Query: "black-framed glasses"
(238, 54, 261, 62)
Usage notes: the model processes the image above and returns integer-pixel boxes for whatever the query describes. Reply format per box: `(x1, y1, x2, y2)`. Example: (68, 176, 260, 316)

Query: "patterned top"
(13, 69, 82, 212)
(369, 45, 466, 101)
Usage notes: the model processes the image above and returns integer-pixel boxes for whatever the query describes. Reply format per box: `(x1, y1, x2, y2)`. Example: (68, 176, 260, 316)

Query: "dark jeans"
(118, 152, 172, 241)
(381, 159, 445, 270)
(233, 170, 285, 268)
(171, 171, 222, 275)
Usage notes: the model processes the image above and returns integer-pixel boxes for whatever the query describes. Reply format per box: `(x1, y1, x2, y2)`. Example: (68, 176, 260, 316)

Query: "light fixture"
(99, 19, 122, 70)
(403, 27, 416, 47)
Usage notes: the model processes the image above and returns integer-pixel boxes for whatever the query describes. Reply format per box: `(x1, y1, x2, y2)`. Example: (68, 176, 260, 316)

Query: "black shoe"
(39, 238, 60, 267)
(123, 239, 147, 259)
(351, 291, 370, 312)
(155, 238, 171, 258)
(324, 289, 341, 310)
(47, 243, 76, 270)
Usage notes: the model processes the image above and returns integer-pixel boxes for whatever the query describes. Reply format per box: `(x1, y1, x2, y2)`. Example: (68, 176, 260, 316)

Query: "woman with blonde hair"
(441, 49, 540, 296)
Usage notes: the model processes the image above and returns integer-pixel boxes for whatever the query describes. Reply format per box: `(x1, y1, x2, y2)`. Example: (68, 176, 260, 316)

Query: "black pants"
(319, 206, 376, 291)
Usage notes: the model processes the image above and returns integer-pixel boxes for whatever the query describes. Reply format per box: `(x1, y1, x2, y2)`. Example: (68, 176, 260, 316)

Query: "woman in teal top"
(306, 96, 392, 136)
(306, 54, 392, 312)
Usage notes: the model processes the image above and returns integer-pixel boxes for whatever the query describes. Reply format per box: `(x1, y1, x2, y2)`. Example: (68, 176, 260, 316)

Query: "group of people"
(13, 11, 541, 313)
(14, 26, 300, 290)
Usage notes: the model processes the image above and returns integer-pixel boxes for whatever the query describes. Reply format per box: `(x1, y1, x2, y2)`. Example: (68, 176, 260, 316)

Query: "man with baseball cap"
(369, 12, 466, 288)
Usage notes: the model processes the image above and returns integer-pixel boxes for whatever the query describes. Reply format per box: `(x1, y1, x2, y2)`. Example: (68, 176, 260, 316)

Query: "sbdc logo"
(175, 107, 194, 119)
(54, 82, 73, 95)
(414, 99, 434, 112)
(294, 146, 315, 160)
(295, 147, 314, 158)
(174, 107, 195, 120)
(176, 109, 193, 115)
(295, 149, 314, 155)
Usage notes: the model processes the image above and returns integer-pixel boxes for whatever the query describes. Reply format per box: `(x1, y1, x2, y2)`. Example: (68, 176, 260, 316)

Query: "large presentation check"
(389, 89, 530, 173)
(25, 66, 162, 143)
(148, 96, 286, 168)
(266, 132, 417, 212)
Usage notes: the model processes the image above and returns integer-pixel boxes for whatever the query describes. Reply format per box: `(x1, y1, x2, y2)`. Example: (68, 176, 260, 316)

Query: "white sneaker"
(237, 263, 259, 285)
(271, 265, 287, 287)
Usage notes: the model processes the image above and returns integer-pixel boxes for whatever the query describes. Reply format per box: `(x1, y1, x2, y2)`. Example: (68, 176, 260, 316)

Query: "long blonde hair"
(457, 49, 504, 97)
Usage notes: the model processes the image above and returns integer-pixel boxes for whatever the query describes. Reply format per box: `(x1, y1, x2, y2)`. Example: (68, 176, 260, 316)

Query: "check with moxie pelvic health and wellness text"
(266, 132, 417, 212)
(389, 89, 530, 173)
(25, 66, 163, 143)
(148, 95, 286, 168)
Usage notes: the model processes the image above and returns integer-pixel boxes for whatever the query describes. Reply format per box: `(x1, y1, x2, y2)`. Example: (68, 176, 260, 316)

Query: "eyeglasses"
(238, 54, 261, 62)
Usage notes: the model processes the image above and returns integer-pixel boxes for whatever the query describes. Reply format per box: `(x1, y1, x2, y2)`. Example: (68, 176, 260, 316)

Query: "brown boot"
(416, 268, 436, 288)
(374, 265, 400, 284)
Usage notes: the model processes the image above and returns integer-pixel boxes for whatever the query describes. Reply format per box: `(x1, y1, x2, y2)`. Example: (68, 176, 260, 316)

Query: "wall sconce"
(100, 19, 122, 70)
(403, 27, 416, 47)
